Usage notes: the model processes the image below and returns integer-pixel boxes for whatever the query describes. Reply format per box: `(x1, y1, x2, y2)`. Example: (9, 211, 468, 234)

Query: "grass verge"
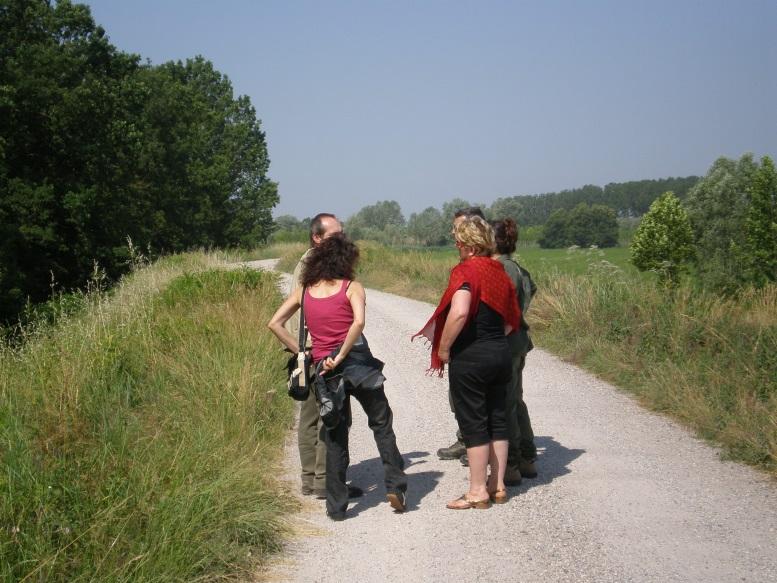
(1, 252, 296, 581)
(530, 270, 777, 474)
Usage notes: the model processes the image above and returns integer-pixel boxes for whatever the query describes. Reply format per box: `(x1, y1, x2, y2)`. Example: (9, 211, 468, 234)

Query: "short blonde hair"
(454, 216, 495, 256)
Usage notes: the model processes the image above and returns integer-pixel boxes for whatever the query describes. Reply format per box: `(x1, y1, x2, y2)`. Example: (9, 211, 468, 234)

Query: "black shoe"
(386, 491, 406, 512)
(327, 511, 346, 521)
(460, 453, 468, 467)
(314, 484, 364, 499)
(519, 458, 538, 479)
(504, 466, 523, 486)
(437, 439, 466, 460)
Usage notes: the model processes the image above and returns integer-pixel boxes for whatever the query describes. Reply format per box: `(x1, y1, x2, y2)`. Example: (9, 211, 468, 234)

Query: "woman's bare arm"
(437, 289, 471, 364)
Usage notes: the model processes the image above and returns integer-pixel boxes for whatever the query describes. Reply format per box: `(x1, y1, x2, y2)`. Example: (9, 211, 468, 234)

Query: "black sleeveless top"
(450, 286, 506, 357)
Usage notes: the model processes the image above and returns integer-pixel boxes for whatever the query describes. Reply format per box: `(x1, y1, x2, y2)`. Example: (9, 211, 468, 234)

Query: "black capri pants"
(449, 340, 512, 448)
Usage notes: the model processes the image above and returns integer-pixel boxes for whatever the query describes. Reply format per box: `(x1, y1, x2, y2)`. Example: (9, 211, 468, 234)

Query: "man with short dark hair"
(287, 213, 362, 499)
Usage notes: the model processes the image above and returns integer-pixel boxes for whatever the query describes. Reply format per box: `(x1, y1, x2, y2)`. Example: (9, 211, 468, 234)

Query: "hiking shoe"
(437, 439, 466, 460)
(314, 485, 364, 499)
(460, 453, 469, 467)
(519, 458, 538, 479)
(504, 466, 523, 486)
(327, 511, 346, 521)
(386, 491, 407, 512)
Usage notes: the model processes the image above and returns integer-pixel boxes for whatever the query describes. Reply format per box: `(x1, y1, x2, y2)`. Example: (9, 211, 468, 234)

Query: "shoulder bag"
(286, 287, 312, 400)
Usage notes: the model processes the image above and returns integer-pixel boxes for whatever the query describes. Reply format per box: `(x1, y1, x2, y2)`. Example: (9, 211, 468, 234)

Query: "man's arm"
(268, 287, 304, 353)
(284, 251, 309, 338)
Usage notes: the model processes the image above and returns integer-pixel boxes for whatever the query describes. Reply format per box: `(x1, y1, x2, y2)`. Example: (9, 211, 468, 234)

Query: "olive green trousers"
(298, 390, 327, 491)
(506, 352, 537, 466)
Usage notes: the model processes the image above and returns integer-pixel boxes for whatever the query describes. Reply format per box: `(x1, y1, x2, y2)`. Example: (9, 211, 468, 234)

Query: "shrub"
(630, 191, 694, 285)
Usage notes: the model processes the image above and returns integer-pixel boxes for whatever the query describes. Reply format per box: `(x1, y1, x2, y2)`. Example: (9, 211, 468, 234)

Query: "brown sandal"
(489, 488, 508, 504)
(446, 494, 492, 510)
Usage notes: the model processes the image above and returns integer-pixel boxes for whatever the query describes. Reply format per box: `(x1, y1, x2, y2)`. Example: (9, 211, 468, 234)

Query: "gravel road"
(247, 259, 777, 583)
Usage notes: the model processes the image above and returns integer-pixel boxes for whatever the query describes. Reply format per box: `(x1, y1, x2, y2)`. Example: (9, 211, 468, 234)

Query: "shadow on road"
(516, 435, 585, 491)
(345, 450, 443, 516)
(341, 437, 582, 514)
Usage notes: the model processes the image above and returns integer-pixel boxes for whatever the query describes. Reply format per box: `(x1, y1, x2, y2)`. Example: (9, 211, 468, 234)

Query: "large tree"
(0, 0, 142, 320)
(346, 200, 405, 236)
(743, 156, 777, 287)
(0, 0, 277, 323)
(138, 57, 278, 249)
(684, 154, 758, 292)
(407, 207, 448, 246)
(537, 209, 571, 248)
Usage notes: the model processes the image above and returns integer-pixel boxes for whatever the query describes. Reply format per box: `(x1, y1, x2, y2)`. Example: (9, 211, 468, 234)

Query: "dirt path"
(248, 259, 777, 583)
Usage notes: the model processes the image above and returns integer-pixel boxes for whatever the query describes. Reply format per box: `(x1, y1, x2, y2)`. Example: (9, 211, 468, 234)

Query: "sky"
(86, 0, 777, 220)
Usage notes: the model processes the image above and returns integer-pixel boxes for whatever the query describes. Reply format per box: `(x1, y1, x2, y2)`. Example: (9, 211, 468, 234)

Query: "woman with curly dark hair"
(268, 233, 407, 520)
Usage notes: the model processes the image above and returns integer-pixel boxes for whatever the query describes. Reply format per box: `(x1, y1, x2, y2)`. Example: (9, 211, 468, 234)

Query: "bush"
(630, 191, 694, 285)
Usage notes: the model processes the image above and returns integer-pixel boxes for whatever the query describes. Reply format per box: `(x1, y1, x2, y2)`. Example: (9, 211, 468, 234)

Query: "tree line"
(0, 0, 278, 324)
(272, 176, 698, 248)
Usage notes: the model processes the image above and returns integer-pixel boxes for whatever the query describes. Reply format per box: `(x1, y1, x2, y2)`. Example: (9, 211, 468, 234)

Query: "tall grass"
(530, 269, 777, 472)
(0, 252, 296, 581)
(258, 241, 777, 475)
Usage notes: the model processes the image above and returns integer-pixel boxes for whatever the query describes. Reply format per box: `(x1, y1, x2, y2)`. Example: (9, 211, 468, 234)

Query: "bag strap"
(298, 287, 308, 352)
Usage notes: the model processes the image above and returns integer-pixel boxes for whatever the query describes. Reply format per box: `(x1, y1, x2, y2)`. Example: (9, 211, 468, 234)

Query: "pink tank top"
(303, 280, 354, 362)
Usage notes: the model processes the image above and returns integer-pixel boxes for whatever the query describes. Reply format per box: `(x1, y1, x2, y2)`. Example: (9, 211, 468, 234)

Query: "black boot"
(437, 438, 466, 460)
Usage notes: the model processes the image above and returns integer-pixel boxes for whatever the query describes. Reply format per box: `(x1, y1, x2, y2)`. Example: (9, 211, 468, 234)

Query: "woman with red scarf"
(415, 216, 520, 509)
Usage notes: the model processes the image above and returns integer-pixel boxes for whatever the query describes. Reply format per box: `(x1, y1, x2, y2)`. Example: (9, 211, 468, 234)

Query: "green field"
(394, 245, 642, 277)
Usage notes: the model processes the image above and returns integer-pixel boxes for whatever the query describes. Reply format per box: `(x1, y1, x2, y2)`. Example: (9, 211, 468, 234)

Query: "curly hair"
(454, 216, 495, 256)
(491, 218, 518, 255)
(301, 233, 360, 287)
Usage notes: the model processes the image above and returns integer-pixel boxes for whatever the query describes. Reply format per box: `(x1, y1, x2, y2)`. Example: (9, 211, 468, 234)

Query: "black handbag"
(286, 288, 312, 401)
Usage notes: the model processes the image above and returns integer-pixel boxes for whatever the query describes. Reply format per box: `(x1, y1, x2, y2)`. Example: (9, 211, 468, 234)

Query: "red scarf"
(413, 256, 521, 375)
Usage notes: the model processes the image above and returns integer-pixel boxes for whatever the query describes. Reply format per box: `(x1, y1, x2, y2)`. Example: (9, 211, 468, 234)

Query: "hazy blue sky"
(87, 0, 777, 219)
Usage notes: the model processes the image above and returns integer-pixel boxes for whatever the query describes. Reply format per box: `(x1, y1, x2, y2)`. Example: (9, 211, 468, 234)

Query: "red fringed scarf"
(412, 256, 521, 375)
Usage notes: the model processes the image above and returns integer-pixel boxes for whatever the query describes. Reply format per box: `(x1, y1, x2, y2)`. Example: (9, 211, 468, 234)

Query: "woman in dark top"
(415, 216, 520, 509)
(268, 234, 407, 520)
